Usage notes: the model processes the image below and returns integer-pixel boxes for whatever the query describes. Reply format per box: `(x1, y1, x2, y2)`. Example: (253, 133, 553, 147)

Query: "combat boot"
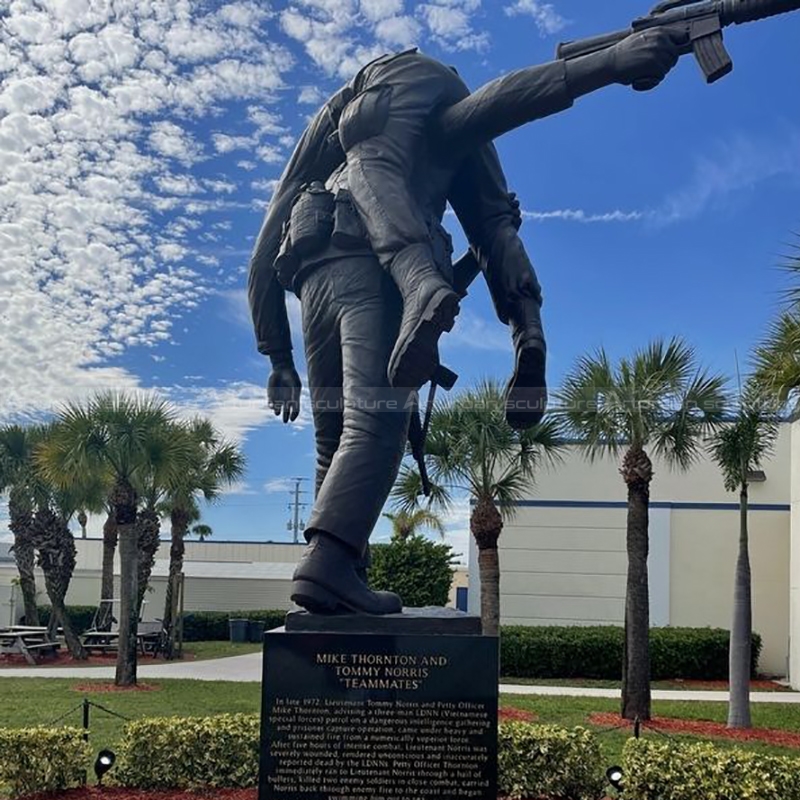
(292, 532, 403, 615)
(387, 243, 460, 390)
(505, 296, 547, 430)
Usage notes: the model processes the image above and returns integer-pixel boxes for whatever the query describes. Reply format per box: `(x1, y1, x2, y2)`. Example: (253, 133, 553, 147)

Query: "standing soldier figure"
(249, 31, 686, 615)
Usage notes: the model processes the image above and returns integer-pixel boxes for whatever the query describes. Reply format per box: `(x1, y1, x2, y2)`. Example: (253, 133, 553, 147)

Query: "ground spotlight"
(606, 765, 624, 791)
(94, 749, 116, 785)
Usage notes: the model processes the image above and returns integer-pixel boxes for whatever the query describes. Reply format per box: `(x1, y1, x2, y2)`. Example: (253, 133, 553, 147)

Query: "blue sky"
(1, 0, 799, 560)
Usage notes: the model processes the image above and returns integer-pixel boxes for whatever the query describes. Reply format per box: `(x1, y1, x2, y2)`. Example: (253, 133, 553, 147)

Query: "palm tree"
(753, 242, 800, 407)
(383, 509, 445, 542)
(393, 380, 564, 636)
(192, 523, 212, 541)
(37, 392, 190, 686)
(708, 384, 779, 729)
(556, 338, 726, 721)
(0, 425, 43, 626)
(159, 419, 244, 659)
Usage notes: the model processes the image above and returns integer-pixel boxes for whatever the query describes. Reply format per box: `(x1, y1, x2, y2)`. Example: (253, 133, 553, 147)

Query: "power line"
(286, 477, 309, 544)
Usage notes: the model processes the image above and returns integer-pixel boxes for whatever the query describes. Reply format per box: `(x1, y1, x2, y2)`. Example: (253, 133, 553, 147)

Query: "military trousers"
(300, 254, 413, 555)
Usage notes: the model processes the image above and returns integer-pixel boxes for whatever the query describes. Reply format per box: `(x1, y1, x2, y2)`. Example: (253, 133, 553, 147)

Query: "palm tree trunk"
(135, 509, 161, 613)
(116, 521, 139, 686)
(470, 495, 503, 637)
(621, 448, 652, 722)
(13, 536, 39, 626)
(113, 479, 139, 687)
(97, 513, 117, 631)
(52, 597, 88, 660)
(8, 488, 39, 626)
(163, 512, 188, 659)
(728, 484, 752, 728)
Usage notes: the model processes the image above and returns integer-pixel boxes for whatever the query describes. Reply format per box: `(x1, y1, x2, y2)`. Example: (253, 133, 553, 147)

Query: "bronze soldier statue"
(248, 31, 686, 615)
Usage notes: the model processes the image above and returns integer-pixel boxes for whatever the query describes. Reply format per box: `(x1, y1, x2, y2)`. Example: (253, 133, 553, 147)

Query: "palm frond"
(751, 309, 800, 410)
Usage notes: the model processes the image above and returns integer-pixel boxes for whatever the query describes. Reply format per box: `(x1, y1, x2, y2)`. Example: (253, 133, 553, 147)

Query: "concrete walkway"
(1, 654, 799, 703)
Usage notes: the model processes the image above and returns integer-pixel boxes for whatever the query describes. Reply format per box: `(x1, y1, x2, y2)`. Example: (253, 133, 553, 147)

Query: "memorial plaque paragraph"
(259, 630, 498, 800)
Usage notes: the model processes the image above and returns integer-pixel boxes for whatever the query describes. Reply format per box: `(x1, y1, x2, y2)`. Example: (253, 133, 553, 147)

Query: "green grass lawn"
(182, 641, 262, 660)
(1, 677, 799, 766)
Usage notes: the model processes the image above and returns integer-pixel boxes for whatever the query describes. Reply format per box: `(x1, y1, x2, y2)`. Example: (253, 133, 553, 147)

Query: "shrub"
(622, 738, 800, 800)
(114, 714, 260, 789)
(180, 610, 286, 642)
(500, 626, 762, 680)
(37, 605, 97, 634)
(368, 536, 456, 607)
(498, 722, 605, 800)
(0, 727, 90, 798)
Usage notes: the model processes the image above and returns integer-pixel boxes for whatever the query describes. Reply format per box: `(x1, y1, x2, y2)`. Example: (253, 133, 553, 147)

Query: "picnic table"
(80, 630, 119, 655)
(81, 622, 164, 657)
(0, 626, 61, 665)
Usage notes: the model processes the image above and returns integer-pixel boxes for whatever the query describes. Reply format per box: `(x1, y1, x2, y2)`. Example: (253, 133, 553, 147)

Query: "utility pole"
(286, 477, 308, 543)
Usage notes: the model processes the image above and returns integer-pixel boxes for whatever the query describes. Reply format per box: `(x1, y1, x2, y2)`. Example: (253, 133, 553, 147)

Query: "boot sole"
(506, 344, 547, 430)
(389, 289, 460, 389)
(291, 579, 402, 616)
(291, 580, 349, 614)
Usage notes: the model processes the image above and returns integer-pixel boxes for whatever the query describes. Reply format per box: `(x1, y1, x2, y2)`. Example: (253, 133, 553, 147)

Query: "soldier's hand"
(612, 28, 688, 91)
(267, 366, 302, 424)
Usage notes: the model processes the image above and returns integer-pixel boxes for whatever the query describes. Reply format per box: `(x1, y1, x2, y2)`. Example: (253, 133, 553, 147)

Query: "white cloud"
(148, 121, 204, 166)
(521, 208, 644, 223)
(442, 495, 471, 564)
(442, 309, 511, 353)
(167, 381, 302, 444)
(0, 1, 297, 424)
(280, 0, 488, 77)
(223, 480, 259, 495)
(504, 0, 567, 36)
(655, 128, 800, 225)
(298, 85, 324, 105)
(264, 478, 295, 494)
(418, 1, 489, 52)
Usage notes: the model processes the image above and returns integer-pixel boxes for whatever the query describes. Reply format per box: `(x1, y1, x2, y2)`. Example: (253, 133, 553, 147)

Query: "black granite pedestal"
(259, 608, 498, 800)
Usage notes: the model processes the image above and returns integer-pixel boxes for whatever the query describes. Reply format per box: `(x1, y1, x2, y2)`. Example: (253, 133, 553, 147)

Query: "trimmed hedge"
(498, 722, 605, 800)
(180, 610, 286, 642)
(114, 714, 260, 789)
(10, 718, 800, 799)
(114, 715, 604, 795)
(0, 727, 90, 799)
(37, 605, 97, 633)
(500, 625, 762, 680)
(622, 738, 800, 800)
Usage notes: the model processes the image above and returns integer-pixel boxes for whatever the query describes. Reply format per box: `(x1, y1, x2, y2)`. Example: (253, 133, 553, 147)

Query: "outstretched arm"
(433, 29, 686, 154)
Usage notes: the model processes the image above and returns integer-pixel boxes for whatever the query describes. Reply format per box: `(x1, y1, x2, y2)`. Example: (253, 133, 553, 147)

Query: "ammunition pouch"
(332, 188, 367, 249)
(290, 181, 335, 259)
(273, 182, 371, 291)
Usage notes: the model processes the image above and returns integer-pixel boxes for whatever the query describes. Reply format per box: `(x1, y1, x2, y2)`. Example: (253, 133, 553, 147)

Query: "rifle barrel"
(722, 0, 800, 25)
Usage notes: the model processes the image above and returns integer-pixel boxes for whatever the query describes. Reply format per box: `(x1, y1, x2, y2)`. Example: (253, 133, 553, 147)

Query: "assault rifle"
(557, 0, 800, 85)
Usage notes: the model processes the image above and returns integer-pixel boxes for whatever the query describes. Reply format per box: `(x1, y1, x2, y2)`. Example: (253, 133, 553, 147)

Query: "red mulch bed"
(25, 790, 254, 800)
(0, 652, 196, 668)
(70, 683, 160, 693)
(499, 706, 537, 723)
(28, 792, 610, 800)
(664, 678, 791, 692)
(1, 653, 117, 667)
(590, 711, 800, 748)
